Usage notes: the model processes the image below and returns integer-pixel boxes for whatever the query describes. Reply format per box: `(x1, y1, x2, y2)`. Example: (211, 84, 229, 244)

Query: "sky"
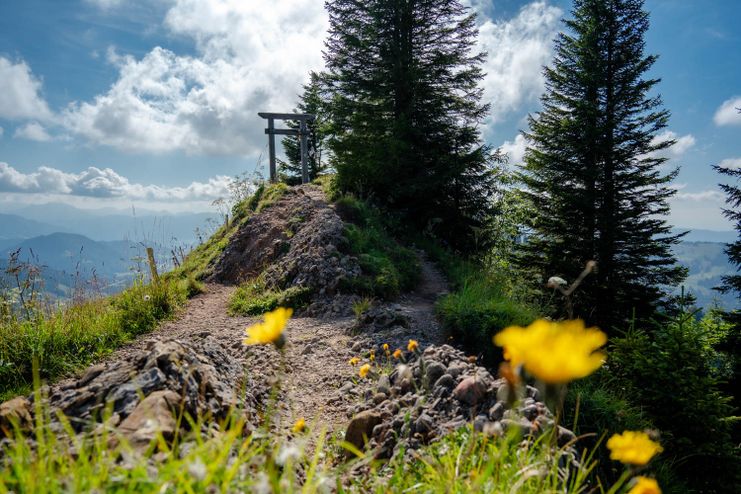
(0, 0, 739, 229)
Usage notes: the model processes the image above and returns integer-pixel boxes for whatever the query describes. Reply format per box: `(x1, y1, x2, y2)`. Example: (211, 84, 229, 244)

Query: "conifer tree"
(322, 0, 500, 249)
(518, 0, 685, 330)
(279, 72, 328, 184)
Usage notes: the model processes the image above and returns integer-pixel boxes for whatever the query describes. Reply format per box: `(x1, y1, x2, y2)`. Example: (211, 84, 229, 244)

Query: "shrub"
(228, 282, 312, 316)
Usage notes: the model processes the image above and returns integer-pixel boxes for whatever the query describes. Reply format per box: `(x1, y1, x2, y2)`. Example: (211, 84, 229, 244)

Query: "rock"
(118, 390, 182, 450)
(452, 377, 488, 406)
(432, 374, 455, 392)
(557, 426, 577, 447)
(345, 410, 383, 456)
(489, 402, 505, 421)
(0, 397, 32, 434)
(415, 413, 434, 435)
(501, 418, 534, 438)
(447, 361, 467, 379)
(425, 362, 447, 386)
(473, 414, 489, 432)
(377, 375, 391, 396)
(520, 404, 539, 421)
(373, 393, 387, 405)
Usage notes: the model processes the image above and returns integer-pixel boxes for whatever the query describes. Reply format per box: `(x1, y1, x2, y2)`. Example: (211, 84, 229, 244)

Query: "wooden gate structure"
(258, 112, 316, 184)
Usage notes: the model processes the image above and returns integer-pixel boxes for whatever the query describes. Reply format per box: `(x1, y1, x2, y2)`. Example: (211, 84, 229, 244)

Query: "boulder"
(345, 410, 383, 456)
(453, 377, 488, 406)
(118, 390, 182, 450)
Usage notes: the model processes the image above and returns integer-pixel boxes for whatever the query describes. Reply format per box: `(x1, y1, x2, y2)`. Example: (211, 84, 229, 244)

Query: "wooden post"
(146, 247, 160, 286)
(267, 118, 277, 182)
(300, 120, 309, 184)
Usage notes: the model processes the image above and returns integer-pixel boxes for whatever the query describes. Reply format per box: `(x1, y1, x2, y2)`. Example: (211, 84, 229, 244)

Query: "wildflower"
(292, 418, 306, 433)
(359, 363, 371, 378)
(370, 350, 375, 362)
(493, 319, 606, 383)
(628, 476, 661, 494)
(547, 276, 568, 288)
(383, 343, 390, 353)
(407, 339, 419, 352)
(143, 294, 151, 301)
(348, 356, 360, 366)
(393, 349, 402, 359)
(243, 307, 292, 349)
(607, 431, 663, 465)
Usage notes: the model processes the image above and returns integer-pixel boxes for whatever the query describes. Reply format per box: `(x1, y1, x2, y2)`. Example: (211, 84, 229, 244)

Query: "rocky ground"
(0, 184, 577, 473)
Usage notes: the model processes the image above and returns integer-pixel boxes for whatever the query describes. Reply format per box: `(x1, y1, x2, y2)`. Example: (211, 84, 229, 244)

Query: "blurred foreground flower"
(348, 357, 360, 366)
(407, 339, 419, 352)
(493, 319, 606, 383)
(292, 418, 306, 434)
(607, 431, 663, 465)
(359, 363, 371, 378)
(243, 307, 292, 349)
(628, 476, 661, 494)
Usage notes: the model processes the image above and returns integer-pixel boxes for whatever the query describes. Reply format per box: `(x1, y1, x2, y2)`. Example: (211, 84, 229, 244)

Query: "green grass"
(426, 244, 539, 365)
(0, 279, 185, 401)
(0, 390, 637, 494)
(228, 281, 312, 316)
(334, 194, 420, 299)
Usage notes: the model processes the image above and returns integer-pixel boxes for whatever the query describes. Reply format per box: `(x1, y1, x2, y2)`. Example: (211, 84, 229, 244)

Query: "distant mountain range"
(0, 202, 737, 311)
(0, 203, 217, 244)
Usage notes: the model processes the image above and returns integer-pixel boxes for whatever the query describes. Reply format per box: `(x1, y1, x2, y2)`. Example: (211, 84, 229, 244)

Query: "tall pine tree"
(279, 72, 328, 184)
(518, 0, 685, 330)
(322, 0, 500, 249)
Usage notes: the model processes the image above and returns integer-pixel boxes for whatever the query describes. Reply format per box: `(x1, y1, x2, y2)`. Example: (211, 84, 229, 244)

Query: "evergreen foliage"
(279, 72, 329, 184)
(517, 0, 685, 331)
(322, 0, 502, 250)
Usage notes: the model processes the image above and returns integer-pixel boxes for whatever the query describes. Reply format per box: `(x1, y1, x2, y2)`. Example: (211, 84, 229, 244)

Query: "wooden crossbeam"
(258, 112, 315, 121)
(265, 128, 300, 136)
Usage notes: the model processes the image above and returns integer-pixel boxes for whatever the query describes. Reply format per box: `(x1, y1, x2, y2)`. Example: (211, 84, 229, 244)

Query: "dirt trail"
(79, 252, 449, 440)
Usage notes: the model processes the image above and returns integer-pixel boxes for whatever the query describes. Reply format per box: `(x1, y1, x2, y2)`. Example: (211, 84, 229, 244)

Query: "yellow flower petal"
(607, 431, 663, 465)
(359, 363, 371, 378)
(407, 339, 419, 352)
(349, 357, 360, 366)
(393, 349, 402, 359)
(493, 319, 606, 383)
(243, 307, 292, 348)
(292, 418, 306, 433)
(628, 476, 661, 494)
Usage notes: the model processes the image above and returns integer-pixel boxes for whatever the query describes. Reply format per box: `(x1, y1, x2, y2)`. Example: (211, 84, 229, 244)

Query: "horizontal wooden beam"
(258, 112, 315, 121)
(265, 128, 300, 136)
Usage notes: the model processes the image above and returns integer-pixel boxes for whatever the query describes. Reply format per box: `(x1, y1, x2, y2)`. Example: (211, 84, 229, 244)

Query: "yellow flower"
(383, 343, 390, 353)
(607, 431, 663, 465)
(243, 307, 292, 348)
(292, 418, 306, 434)
(628, 476, 661, 494)
(348, 356, 360, 366)
(393, 349, 402, 359)
(359, 363, 371, 378)
(493, 319, 606, 383)
(407, 339, 419, 352)
(370, 350, 375, 362)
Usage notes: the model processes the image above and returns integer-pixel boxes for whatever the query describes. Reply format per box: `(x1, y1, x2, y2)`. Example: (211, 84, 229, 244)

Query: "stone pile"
(344, 344, 577, 460)
(1, 337, 265, 450)
(210, 185, 362, 313)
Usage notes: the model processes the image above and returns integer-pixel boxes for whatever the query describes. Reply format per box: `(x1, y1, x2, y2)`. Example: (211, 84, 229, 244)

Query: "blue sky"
(0, 0, 739, 229)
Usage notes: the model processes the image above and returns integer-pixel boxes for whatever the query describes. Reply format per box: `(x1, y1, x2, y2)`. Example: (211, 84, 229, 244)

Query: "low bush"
(228, 281, 312, 316)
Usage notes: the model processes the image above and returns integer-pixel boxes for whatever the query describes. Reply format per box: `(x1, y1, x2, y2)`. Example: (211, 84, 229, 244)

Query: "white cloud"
(645, 130, 696, 161)
(0, 162, 231, 201)
(670, 188, 730, 230)
(718, 158, 741, 170)
(63, 0, 328, 155)
(501, 134, 528, 165)
(477, 1, 562, 121)
(0, 57, 53, 122)
(713, 96, 741, 126)
(13, 122, 52, 142)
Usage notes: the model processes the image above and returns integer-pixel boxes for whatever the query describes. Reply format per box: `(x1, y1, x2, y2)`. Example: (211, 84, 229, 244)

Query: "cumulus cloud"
(0, 162, 231, 201)
(669, 188, 729, 230)
(0, 57, 53, 122)
(62, 0, 328, 155)
(713, 96, 741, 126)
(477, 1, 562, 121)
(718, 158, 741, 170)
(14, 122, 53, 142)
(644, 130, 696, 161)
(500, 134, 528, 165)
